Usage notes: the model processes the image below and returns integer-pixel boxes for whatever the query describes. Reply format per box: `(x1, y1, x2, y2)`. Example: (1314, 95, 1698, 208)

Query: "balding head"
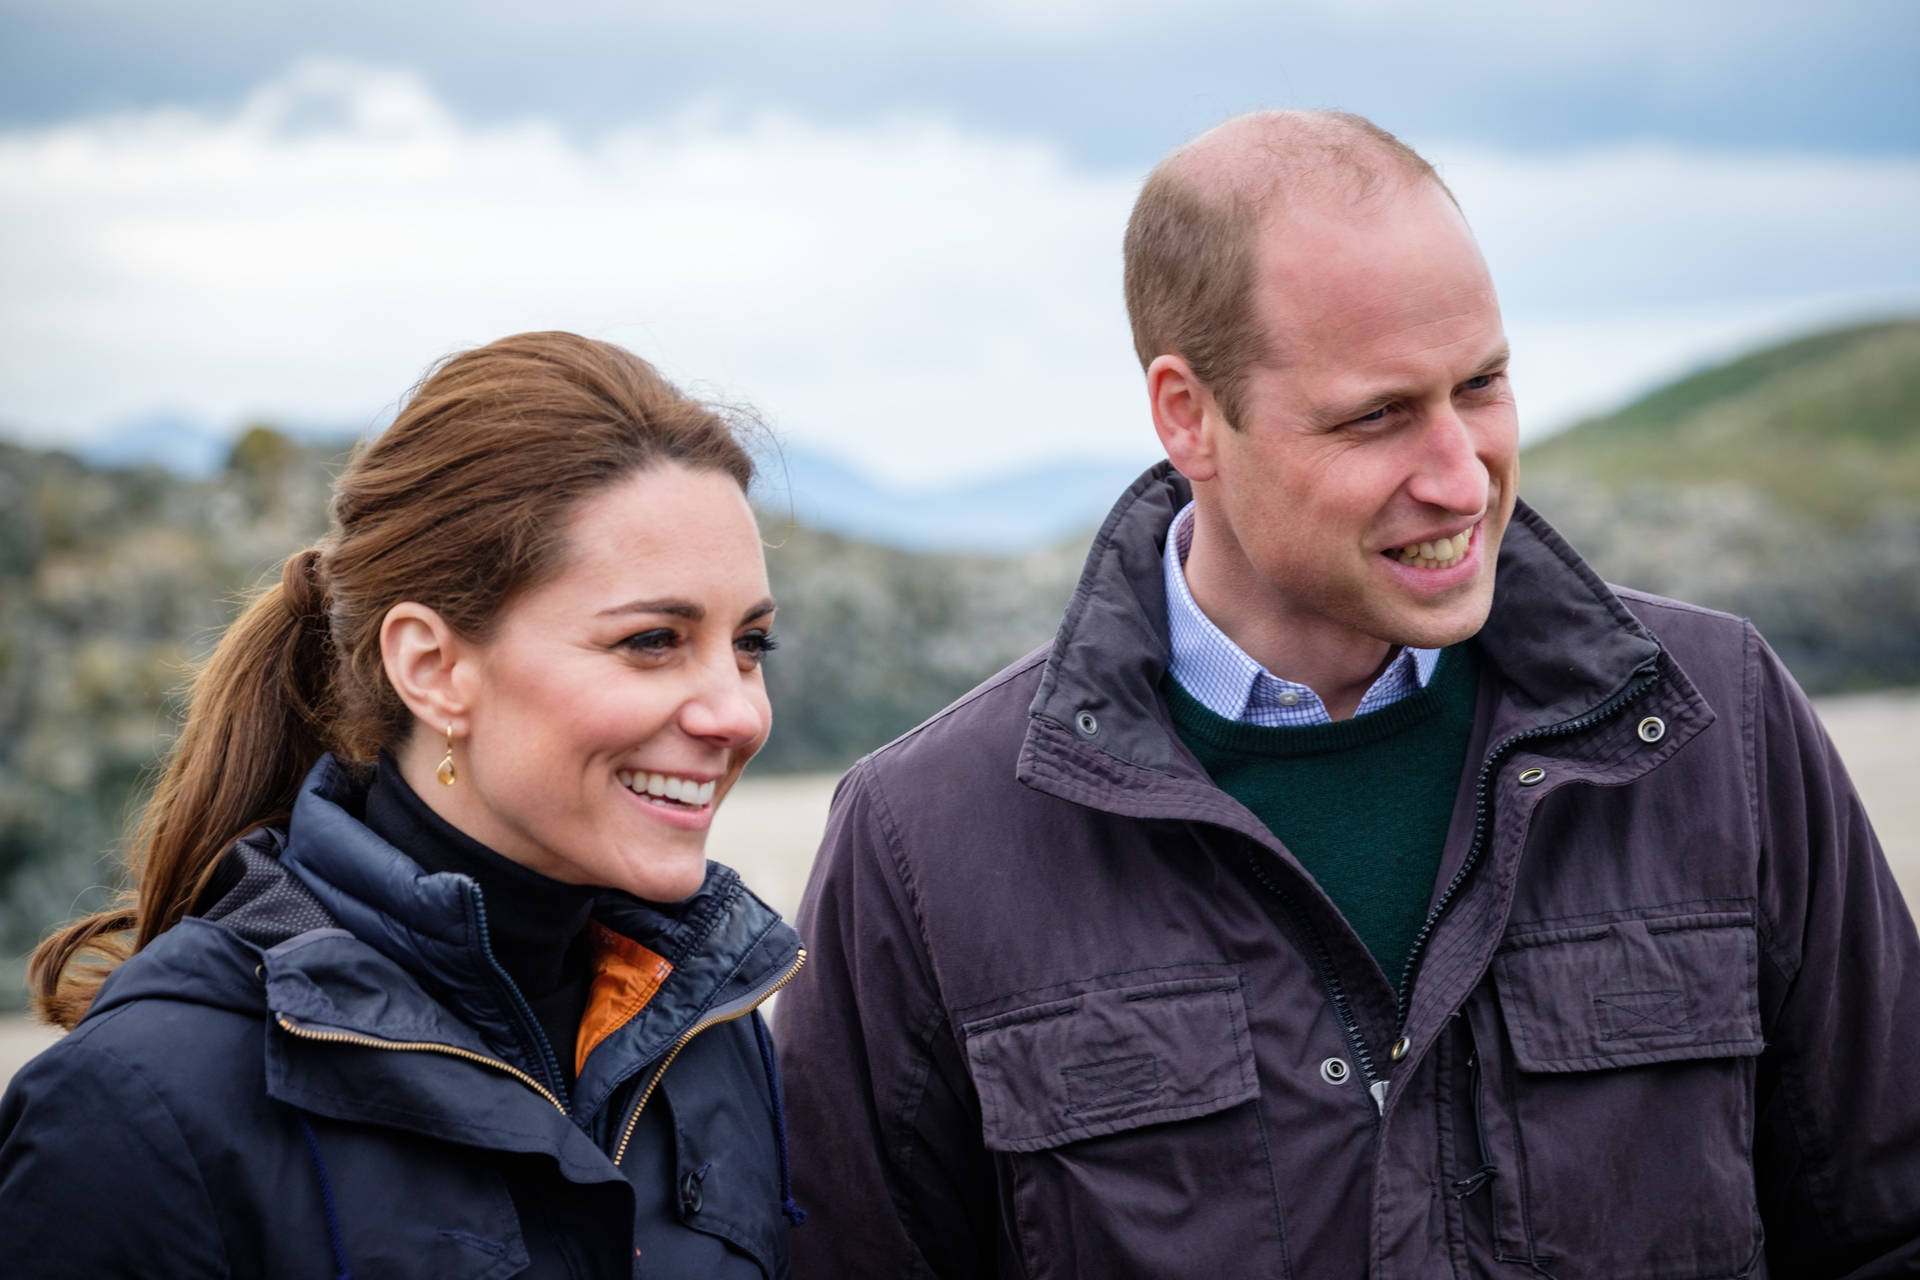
(1123, 110, 1451, 429)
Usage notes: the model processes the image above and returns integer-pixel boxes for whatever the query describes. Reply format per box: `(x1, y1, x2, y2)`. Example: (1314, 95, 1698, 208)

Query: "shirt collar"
(1162, 501, 1441, 727)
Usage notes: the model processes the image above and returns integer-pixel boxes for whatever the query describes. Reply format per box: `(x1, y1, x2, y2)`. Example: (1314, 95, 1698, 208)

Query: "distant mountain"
(76, 414, 374, 479)
(752, 445, 1149, 552)
(75, 412, 232, 476)
(60, 416, 1143, 554)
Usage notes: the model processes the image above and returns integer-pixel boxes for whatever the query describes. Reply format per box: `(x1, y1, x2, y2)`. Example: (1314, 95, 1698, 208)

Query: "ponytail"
(29, 547, 338, 1028)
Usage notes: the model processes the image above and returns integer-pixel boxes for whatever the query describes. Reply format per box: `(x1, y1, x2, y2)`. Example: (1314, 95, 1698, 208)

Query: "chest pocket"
(1464, 909, 1765, 1280)
(962, 971, 1290, 1280)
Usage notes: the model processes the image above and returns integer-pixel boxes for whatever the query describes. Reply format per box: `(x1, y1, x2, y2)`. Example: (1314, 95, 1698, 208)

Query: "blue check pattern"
(1163, 502, 1441, 726)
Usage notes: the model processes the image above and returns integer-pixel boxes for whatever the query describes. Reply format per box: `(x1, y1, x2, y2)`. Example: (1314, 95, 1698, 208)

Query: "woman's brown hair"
(29, 331, 756, 1028)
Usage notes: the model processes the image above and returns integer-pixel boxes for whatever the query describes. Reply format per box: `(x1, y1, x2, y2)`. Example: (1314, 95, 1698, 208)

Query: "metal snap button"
(679, 1166, 706, 1217)
(1390, 1036, 1411, 1062)
(1319, 1057, 1350, 1085)
(1517, 767, 1545, 786)
(1074, 709, 1099, 738)
(1637, 716, 1666, 744)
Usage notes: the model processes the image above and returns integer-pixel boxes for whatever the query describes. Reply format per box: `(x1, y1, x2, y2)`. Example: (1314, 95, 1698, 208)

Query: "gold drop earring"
(437, 723, 458, 787)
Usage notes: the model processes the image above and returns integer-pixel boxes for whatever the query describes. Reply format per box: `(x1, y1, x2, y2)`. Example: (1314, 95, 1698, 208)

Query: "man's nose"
(1408, 408, 1493, 515)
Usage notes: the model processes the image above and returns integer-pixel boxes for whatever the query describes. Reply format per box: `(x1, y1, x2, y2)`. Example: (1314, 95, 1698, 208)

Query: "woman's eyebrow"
(740, 598, 776, 626)
(597, 598, 703, 620)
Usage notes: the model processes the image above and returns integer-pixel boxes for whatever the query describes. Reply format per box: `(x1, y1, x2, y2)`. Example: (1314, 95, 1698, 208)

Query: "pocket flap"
(962, 975, 1257, 1153)
(1493, 910, 1763, 1073)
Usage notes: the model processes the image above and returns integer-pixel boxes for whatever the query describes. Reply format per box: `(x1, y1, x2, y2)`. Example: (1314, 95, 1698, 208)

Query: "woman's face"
(437, 463, 774, 900)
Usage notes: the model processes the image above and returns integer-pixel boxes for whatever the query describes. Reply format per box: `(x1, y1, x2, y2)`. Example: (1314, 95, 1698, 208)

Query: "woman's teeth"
(1391, 529, 1472, 569)
(616, 771, 716, 807)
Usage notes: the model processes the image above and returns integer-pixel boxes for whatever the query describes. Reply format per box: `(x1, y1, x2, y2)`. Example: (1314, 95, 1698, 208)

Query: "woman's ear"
(380, 602, 472, 732)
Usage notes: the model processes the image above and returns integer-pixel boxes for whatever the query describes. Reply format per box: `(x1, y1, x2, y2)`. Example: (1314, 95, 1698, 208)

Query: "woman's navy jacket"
(0, 756, 806, 1278)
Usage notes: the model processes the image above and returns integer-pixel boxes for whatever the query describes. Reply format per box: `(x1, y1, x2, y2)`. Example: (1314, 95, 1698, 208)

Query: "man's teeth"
(1392, 529, 1472, 569)
(615, 771, 717, 806)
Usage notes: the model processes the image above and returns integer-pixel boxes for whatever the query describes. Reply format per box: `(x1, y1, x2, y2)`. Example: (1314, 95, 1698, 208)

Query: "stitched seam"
(1502, 897, 1755, 936)
(860, 761, 949, 1010)
(865, 646, 1050, 767)
(285, 1087, 554, 1141)
(1744, 621, 1798, 986)
(889, 1003, 956, 1280)
(851, 763, 959, 1280)
(996, 1091, 1254, 1147)
(955, 968, 1239, 1021)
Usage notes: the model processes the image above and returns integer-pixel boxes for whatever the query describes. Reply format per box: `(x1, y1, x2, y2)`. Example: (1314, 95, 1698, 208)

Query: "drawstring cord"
(297, 1113, 355, 1280)
(752, 1010, 808, 1226)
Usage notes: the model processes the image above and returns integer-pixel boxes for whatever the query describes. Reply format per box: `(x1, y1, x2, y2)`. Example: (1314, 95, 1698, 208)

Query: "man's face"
(1201, 178, 1519, 657)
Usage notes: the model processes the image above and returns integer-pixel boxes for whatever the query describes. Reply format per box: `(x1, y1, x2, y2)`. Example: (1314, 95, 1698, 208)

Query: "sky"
(2, 0, 1917, 486)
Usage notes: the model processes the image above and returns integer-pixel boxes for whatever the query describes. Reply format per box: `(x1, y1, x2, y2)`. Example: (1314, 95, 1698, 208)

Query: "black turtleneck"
(363, 756, 597, 1092)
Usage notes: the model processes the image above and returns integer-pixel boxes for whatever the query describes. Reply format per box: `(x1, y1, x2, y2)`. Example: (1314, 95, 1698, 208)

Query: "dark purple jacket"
(776, 465, 1920, 1279)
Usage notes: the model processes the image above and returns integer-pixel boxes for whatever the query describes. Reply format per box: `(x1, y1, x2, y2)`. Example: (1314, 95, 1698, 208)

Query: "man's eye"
(619, 628, 678, 654)
(1348, 405, 1390, 426)
(736, 631, 779, 663)
(1462, 373, 1502, 392)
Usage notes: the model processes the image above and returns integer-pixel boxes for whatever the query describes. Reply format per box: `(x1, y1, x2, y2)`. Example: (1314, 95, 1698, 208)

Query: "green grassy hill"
(1519, 315, 1920, 697)
(1524, 317, 1920, 526)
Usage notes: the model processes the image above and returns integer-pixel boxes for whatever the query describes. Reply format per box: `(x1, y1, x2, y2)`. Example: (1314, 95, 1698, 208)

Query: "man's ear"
(1147, 354, 1221, 483)
(380, 602, 473, 734)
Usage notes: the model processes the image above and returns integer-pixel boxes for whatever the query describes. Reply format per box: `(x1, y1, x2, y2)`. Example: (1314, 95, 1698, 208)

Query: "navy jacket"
(778, 466, 1920, 1278)
(0, 756, 806, 1278)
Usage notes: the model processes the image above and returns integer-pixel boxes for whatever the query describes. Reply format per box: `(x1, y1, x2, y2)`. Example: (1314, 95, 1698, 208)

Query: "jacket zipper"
(275, 1013, 568, 1115)
(467, 888, 571, 1110)
(1241, 851, 1386, 1109)
(1389, 666, 1664, 1043)
(1237, 666, 1663, 1114)
(613, 949, 807, 1166)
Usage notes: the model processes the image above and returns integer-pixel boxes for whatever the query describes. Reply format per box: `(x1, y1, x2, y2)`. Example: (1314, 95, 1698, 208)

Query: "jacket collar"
(1019, 462, 1699, 819)
(84, 754, 799, 1142)
(273, 755, 800, 1119)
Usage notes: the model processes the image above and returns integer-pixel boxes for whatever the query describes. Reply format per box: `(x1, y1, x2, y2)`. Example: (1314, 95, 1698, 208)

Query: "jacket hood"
(1021, 463, 1688, 817)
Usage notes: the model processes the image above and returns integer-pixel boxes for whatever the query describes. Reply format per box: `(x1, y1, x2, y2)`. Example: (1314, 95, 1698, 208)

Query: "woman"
(0, 333, 806, 1278)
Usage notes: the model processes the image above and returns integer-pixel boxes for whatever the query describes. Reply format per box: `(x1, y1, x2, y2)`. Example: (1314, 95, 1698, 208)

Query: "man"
(775, 111, 1920, 1277)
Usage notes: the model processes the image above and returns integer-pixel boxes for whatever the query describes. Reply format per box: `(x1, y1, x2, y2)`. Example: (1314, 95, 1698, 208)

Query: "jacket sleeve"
(0, 1029, 229, 1278)
(1748, 627, 1920, 1278)
(774, 760, 1002, 1280)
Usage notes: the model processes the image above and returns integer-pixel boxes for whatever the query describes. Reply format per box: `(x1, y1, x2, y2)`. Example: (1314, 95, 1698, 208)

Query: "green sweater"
(1166, 645, 1478, 991)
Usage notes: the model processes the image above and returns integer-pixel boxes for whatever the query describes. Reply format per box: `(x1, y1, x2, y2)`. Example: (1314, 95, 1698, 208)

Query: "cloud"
(0, 60, 1145, 483)
(1, 60, 1917, 483)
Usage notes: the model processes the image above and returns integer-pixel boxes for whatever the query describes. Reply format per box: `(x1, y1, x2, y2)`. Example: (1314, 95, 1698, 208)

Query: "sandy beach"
(4, 688, 1915, 1083)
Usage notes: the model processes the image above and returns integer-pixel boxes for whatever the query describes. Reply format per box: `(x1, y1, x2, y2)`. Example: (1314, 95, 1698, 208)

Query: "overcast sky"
(3, 1, 1917, 484)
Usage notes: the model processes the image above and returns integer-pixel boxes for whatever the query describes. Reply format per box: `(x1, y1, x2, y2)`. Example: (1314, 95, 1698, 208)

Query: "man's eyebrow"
(1471, 344, 1512, 376)
(1311, 344, 1514, 428)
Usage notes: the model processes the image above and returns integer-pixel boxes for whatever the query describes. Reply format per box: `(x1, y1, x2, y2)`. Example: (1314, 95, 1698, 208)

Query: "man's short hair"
(1122, 110, 1449, 429)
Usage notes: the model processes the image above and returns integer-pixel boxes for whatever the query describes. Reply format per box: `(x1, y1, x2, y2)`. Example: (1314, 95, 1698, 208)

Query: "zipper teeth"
(613, 949, 807, 1167)
(276, 1013, 567, 1115)
(1242, 853, 1381, 1090)
(1391, 669, 1662, 1033)
(467, 888, 569, 1109)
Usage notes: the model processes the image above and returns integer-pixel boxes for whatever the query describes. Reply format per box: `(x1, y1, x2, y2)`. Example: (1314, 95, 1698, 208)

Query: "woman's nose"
(680, 659, 770, 749)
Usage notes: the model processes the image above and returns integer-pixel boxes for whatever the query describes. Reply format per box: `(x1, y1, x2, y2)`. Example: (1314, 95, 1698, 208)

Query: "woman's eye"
(736, 631, 778, 664)
(619, 628, 679, 654)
